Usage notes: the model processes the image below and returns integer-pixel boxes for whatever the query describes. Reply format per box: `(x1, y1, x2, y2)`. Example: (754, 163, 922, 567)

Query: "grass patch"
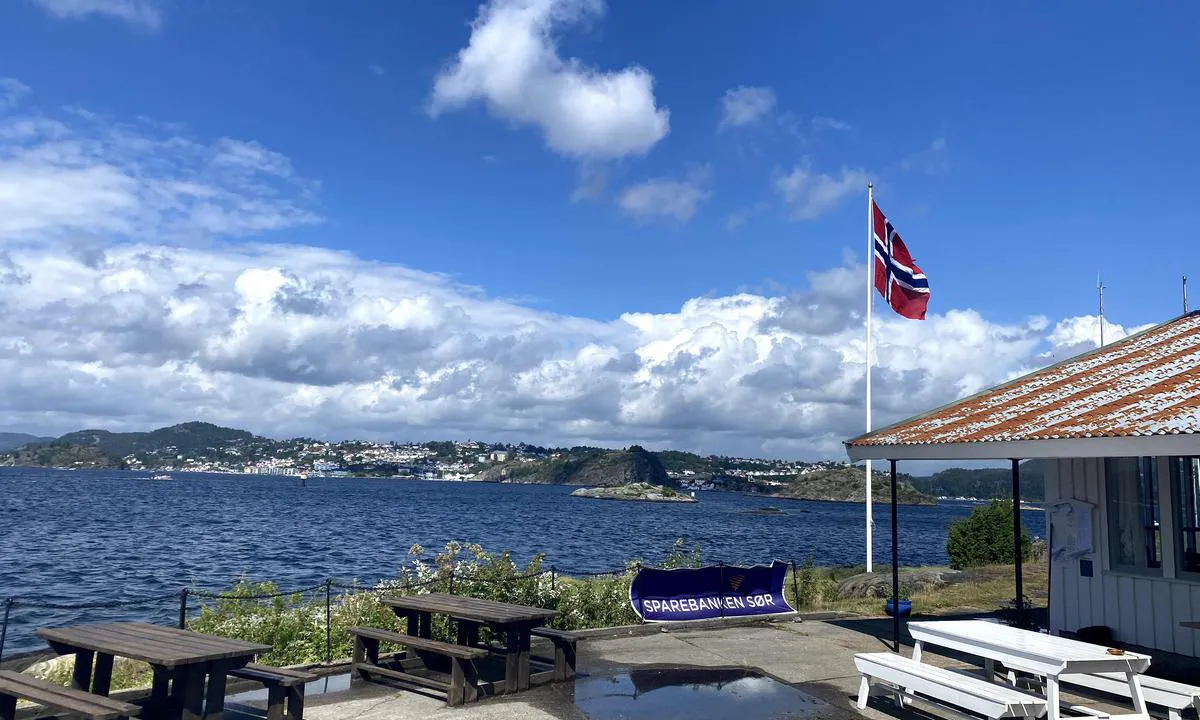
(783, 559, 1049, 616)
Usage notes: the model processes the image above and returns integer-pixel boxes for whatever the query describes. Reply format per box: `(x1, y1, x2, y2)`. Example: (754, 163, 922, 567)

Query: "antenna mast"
(1185, 275, 1189, 314)
(1098, 276, 1105, 347)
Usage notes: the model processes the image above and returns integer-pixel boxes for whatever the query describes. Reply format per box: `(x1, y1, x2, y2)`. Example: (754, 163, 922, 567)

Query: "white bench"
(855, 653, 1048, 720)
(1062, 673, 1200, 720)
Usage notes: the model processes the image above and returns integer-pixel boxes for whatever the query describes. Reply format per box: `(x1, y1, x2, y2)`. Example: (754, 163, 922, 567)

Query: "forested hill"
(0, 422, 275, 470)
(770, 467, 935, 506)
(0, 432, 54, 452)
(908, 460, 1045, 501)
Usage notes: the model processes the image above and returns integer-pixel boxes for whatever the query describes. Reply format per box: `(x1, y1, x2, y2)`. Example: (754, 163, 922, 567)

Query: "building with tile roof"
(846, 312, 1200, 656)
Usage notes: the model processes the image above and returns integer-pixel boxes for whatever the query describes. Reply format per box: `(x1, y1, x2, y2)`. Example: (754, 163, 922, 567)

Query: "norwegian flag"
(872, 201, 930, 320)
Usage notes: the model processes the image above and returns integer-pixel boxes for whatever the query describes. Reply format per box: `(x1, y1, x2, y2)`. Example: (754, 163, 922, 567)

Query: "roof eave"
(845, 311, 1200, 449)
(846, 433, 1200, 462)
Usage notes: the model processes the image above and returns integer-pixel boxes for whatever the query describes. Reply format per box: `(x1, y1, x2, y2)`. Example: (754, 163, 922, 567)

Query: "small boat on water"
(149, 474, 172, 481)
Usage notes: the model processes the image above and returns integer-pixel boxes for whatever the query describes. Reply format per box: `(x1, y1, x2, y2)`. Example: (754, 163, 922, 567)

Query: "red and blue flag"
(872, 201, 930, 320)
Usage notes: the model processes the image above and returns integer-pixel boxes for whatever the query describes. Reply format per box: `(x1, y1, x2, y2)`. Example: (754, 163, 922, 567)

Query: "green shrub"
(188, 540, 680, 665)
(947, 500, 1032, 569)
(658, 538, 702, 569)
(787, 556, 840, 609)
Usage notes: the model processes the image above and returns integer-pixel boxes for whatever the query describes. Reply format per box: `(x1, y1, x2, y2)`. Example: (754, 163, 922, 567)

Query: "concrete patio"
(226, 615, 1152, 720)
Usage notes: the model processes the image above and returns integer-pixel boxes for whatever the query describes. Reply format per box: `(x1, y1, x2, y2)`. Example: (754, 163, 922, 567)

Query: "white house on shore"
(846, 311, 1200, 656)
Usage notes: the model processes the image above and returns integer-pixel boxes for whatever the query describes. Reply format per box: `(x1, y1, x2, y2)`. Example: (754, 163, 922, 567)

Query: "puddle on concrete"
(574, 667, 828, 720)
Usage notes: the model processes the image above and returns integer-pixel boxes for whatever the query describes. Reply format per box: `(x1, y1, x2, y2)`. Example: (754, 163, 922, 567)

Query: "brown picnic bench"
(228, 663, 318, 720)
(33, 622, 273, 720)
(350, 593, 577, 706)
(0, 670, 141, 720)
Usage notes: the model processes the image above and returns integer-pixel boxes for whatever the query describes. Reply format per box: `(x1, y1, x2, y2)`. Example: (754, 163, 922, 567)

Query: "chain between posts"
(0, 564, 638, 657)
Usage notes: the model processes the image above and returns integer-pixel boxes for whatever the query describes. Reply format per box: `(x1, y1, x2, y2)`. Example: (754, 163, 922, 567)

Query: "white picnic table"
(908, 620, 1152, 720)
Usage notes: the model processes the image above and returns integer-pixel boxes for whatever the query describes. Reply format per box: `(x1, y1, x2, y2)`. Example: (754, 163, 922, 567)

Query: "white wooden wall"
(1047, 457, 1200, 656)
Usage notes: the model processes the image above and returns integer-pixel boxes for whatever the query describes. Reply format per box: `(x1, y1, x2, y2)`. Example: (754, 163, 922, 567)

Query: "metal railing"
(1, 560, 805, 665)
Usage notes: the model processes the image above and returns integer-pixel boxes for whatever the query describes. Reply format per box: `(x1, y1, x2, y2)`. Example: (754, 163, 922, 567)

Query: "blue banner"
(629, 561, 796, 622)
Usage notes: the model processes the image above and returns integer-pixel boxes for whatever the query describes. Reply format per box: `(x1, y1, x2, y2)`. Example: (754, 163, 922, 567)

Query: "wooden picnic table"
(909, 620, 1152, 720)
(380, 593, 558, 694)
(36, 622, 271, 720)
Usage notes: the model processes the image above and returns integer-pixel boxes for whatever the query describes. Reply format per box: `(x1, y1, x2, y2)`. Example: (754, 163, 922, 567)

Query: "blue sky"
(0, 0, 1194, 458)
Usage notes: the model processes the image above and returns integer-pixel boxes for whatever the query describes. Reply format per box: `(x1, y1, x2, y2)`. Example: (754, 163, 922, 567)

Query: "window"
(1172, 457, 1200, 576)
(1105, 457, 1161, 574)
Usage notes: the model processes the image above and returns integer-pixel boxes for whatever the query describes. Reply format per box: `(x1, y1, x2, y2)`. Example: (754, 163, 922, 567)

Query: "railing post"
(718, 562, 726, 619)
(178, 589, 188, 630)
(0, 598, 13, 664)
(325, 580, 333, 664)
(448, 570, 455, 595)
(790, 559, 801, 611)
(634, 563, 644, 623)
(550, 566, 557, 594)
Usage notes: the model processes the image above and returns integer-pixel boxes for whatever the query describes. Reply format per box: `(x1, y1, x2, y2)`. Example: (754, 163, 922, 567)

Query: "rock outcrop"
(835, 568, 969, 599)
(570, 482, 697, 503)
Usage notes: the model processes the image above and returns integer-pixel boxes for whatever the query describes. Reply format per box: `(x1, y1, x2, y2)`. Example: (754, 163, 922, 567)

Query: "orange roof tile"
(847, 312, 1200, 448)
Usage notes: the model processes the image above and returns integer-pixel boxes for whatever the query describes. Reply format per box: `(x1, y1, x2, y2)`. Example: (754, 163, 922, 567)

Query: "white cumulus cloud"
(32, 0, 162, 30)
(618, 165, 711, 223)
(0, 79, 32, 113)
(719, 86, 776, 129)
(1039, 315, 1155, 365)
(429, 0, 669, 160)
(0, 103, 321, 243)
(901, 136, 950, 175)
(776, 161, 868, 221)
(0, 238, 1135, 458)
(0, 79, 1154, 460)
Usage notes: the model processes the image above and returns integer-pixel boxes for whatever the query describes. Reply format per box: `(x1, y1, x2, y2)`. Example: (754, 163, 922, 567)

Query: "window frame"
(1169, 456, 1200, 582)
(1102, 456, 1163, 578)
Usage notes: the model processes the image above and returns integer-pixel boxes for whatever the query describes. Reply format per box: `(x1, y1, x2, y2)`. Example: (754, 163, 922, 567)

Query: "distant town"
(0, 422, 1044, 501)
(125, 436, 850, 490)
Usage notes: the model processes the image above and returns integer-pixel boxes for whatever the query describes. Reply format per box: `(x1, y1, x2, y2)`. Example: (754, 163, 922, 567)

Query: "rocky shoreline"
(570, 482, 697, 503)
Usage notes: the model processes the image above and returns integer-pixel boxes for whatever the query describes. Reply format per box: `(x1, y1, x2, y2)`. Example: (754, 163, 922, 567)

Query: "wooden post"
(267, 685, 286, 720)
(91, 653, 114, 695)
(0, 694, 15, 720)
(149, 668, 171, 715)
(204, 663, 231, 719)
(351, 634, 367, 681)
(1012, 458, 1025, 628)
(890, 459, 900, 653)
(179, 665, 206, 720)
(286, 684, 305, 720)
(449, 659, 465, 706)
(72, 650, 94, 691)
